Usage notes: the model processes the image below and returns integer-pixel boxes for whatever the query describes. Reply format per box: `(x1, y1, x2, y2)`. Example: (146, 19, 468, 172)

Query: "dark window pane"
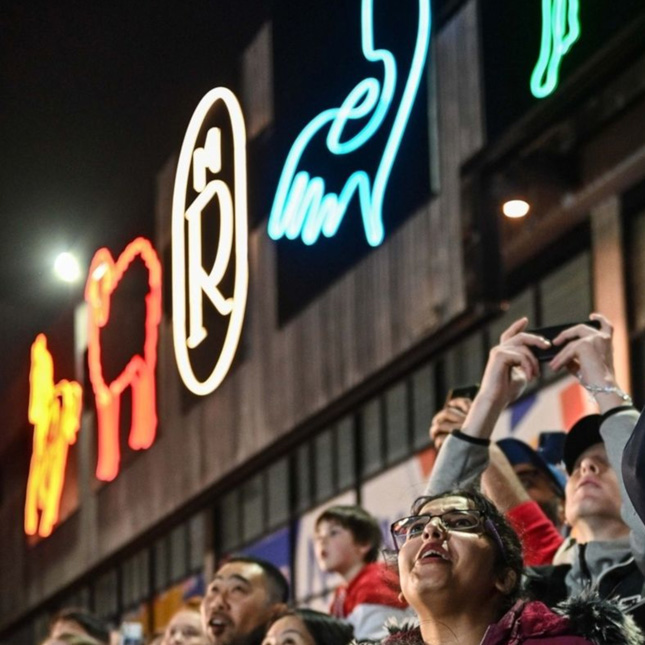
(220, 489, 241, 552)
(488, 289, 535, 343)
(170, 524, 187, 582)
(154, 537, 169, 593)
(360, 399, 382, 477)
(267, 458, 290, 528)
(539, 253, 592, 325)
(335, 416, 356, 490)
(443, 333, 485, 390)
(189, 513, 206, 572)
(314, 428, 334, 502)
(385, 382, 408, 463)
(242, 474, 264, 542)
(412, 364, 435, 449)
(295, 444, 312, 513)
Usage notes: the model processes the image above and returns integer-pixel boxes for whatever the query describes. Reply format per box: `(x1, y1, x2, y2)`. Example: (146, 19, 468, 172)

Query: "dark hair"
(410, 488, 524, 612)
(50, 609, 110, 645)
(269, 608, 353, 645)
(316, 505, 382, 563)
(224, 556, 289, 603)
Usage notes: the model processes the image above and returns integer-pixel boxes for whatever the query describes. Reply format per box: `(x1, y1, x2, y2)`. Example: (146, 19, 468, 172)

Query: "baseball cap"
(562, 414, 603, 475)
(497, 437, 566, 495)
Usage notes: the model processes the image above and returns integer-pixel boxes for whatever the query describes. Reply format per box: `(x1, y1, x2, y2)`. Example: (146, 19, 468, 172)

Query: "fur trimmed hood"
(373, 596, 643, 645)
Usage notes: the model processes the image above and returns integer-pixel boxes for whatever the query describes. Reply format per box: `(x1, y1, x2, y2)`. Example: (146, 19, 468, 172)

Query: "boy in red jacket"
(314, 505, 413, 641)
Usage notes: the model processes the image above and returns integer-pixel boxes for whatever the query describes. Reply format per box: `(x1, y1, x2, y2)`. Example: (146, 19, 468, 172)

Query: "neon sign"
(24, 334, 82, 538)
(172, 87, 249, 396)
(85, 237, 162, 482)
(531, 0, 580, 99)
(267, 0, 431, 247)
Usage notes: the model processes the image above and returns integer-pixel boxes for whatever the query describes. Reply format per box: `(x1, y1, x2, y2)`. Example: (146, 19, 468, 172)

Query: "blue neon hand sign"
(268, 0, 432, 247)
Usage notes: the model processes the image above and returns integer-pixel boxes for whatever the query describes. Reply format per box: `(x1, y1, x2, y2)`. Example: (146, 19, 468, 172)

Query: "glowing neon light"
(24, 334, 82, 538)
(531, 0, 580, 99)
(172, 88, 249, 397)
(85, 237, 162, 482)
(267, 0, 431, 247)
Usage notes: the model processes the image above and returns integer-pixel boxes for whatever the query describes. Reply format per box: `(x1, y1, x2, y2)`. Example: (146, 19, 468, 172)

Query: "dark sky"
(0, 0, 267, 393)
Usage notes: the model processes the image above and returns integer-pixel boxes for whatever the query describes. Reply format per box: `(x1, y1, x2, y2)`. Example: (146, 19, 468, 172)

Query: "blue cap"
(497, 437, 567, 496)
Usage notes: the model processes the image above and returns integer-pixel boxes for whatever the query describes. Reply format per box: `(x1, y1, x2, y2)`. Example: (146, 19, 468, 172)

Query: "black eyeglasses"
(390, 509, 485, 550)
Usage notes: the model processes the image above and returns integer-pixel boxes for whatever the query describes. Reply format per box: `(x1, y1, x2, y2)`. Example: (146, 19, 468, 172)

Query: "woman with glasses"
(385, 488, 641, 645)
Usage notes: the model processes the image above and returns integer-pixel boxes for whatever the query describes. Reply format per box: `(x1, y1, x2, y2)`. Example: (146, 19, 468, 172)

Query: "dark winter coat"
(376, 596, 643, 645)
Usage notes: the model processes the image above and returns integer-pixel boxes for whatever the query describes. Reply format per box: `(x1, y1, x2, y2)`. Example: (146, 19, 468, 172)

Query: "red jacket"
(506, 501, 564, 566)
(330, 562, 407, 618)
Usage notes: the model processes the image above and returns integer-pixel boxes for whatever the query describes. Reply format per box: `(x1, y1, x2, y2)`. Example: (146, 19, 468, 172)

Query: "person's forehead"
(267, 615, 307, 637)
(169, 610, 201, 627)
(419, 495, 473, 514)
(215, 561, 267, 587)
(315, 518, 343, 531)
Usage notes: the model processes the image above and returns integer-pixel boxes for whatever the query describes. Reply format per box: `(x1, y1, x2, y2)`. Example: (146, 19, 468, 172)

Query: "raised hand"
(268, 0, 431, 247)
(548, 313, 628, 412)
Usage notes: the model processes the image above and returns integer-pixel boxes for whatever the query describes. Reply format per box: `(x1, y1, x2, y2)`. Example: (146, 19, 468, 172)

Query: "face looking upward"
(261, 615, 315, 645)
(201, 561, 276, 645)
(565, 443, 623, 528)
(162, 610, 208, 645)
(396, 496, 506, 615)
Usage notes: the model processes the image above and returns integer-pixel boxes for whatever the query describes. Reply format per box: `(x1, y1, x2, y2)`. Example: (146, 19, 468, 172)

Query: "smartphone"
(526, 319, 601, 361)
(445, 384, 479, 406)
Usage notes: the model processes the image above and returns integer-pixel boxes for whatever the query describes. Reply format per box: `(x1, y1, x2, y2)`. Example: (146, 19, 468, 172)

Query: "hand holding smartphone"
(526, 320, 601, 361)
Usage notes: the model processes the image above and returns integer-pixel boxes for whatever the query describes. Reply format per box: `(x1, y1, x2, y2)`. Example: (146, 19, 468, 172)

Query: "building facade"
(3, 0, 645, 641)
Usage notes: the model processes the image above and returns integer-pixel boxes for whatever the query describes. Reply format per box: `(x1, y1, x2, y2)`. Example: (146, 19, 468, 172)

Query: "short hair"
(410, 488, 524, 612)
(268, 608, 353, 645)
(224, 556, 289, 603)
(50, 609, 110, 645)
(316, 505, 382, 563)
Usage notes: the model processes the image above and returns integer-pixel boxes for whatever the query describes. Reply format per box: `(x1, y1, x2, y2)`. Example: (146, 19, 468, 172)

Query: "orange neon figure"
(24, 334, 83, 538)
(85, 237, 162, 482)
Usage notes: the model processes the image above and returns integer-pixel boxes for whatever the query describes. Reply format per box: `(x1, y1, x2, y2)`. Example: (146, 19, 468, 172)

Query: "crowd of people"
(42, 314, 645, 645)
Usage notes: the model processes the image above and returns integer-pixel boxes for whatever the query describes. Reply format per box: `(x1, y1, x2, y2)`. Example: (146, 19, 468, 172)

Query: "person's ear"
(398, 591, 406, 603)
(268, 603, 289, 621)
(494, 569, 517, 596)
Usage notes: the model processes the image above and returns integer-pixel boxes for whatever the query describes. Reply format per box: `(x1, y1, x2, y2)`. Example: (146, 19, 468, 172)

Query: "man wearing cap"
(424, 314, 645, 620)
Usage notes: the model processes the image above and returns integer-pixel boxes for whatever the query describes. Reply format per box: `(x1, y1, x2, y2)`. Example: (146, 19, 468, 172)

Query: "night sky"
(0, 0, 267, 394)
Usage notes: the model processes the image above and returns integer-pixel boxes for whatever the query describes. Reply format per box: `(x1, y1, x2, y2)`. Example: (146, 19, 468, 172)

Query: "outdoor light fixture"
(54, 252, 81, 283)
(502, 199, 530, 219)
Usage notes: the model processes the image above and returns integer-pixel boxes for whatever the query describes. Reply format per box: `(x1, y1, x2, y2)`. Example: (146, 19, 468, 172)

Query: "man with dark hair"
(314, 505, 412, 641)
(201, 556, 288, 645)
(49, 608, 111, 645)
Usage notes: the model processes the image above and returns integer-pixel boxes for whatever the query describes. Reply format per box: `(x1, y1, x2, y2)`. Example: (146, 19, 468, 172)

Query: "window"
(539, 252, 592, 325)
(385, 381, 409, 463)
(154, 537, 170, 593)
(294, 443, 312, 513)
(242, 474, 264, 543)
(170, 524, 188, 582)
(267, 458, 289, 528)
(442, 333, 485, 391)
(189, 513, 206, 572)
(220, 489, 241, 553)
(314, 428, 334, 503)
(359, 398, 383, 477)
(335, 416, 356, 490)
(412, 363, 435, 449)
